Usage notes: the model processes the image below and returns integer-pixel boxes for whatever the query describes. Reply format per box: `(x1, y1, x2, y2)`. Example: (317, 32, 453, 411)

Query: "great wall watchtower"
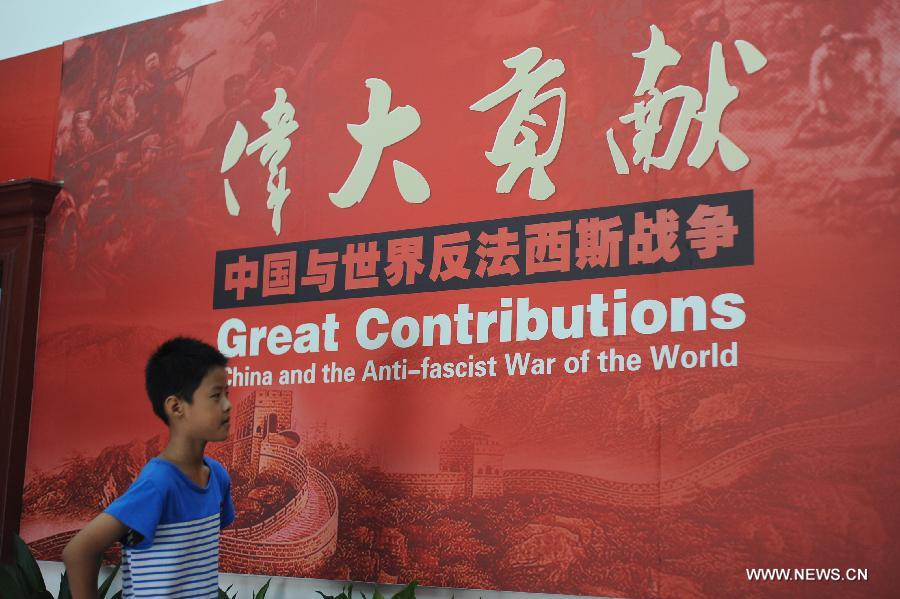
(438, 425, 504, 498)
(231, 389, 293, 479)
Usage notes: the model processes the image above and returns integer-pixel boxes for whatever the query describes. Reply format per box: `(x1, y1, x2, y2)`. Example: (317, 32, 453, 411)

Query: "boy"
(63, 337, 235, 599)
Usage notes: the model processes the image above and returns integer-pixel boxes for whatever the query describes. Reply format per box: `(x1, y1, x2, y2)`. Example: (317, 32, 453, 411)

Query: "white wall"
(0, 0, 220, 60)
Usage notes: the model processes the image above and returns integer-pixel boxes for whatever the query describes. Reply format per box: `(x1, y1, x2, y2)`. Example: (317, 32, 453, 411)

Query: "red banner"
(21, 1, 899, 597)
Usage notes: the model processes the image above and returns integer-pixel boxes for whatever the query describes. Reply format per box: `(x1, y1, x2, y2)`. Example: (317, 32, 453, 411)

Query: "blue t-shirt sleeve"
(215, 462, 236, 528)
(104, 477, 164, 550)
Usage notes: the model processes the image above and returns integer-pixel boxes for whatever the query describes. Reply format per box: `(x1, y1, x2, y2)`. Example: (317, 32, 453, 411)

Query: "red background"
(0, 46, 62, 181)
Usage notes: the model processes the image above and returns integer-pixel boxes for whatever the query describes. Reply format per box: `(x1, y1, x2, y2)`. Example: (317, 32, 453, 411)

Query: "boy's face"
(182, 366, 231, 442)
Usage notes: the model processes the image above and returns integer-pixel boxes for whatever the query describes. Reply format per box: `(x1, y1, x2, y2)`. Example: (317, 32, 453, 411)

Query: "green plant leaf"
(218, 584, 235, 599)
(110, 591, 123, 599)
(13, 536, 45, 593)
(252, 578, 271, 599)
(391, 581, 417, 599)
(57, 572, 72, 599)
(97, 563, 120, 599)
(331, 586, 350, 599)
(315, 591, 335, 599)
(373, 588, 385, 599)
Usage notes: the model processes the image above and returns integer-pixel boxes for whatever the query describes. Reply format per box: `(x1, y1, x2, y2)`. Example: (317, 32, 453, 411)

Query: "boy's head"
(145, 337, 229, 427)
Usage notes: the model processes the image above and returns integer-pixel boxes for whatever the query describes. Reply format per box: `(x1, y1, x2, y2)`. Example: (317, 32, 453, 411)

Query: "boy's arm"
(62, 513, 128, 599)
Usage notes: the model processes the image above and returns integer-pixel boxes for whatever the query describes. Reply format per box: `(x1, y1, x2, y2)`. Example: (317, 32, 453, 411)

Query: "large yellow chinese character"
(606, 25, 766, 174)
(471, 47, 566, 201)
(221, 87, 299, 235)
(330, 78, 430, 208)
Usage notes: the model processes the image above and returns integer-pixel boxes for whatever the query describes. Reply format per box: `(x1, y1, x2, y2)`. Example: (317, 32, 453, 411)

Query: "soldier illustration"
(680, 0, 730, 78)
(93, 77, 136, 141)
(197, 74, 250, 153)
(134, 52, 183, 132)
(245, 32, 297, 105)
(787, 25, 883, 146)
(58, 109, 98, 167)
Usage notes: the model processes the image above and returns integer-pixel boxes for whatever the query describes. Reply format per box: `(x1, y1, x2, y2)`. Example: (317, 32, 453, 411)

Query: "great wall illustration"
(28, 390, 339, 575)
(211, 390, 339, 575)
(27, 390, 898, 571)
(384, 395, 899, 507)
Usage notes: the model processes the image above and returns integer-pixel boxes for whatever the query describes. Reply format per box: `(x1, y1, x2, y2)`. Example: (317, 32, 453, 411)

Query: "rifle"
(168, 49, 217, 85)
(66, 126, 155, 170)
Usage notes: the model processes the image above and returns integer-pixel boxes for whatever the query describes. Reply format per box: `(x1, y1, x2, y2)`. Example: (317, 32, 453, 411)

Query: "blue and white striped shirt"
(105, 457, 235, 599)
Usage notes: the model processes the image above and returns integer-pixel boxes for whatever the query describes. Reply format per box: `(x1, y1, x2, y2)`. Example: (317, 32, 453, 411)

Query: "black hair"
(145, 337, 228, 424)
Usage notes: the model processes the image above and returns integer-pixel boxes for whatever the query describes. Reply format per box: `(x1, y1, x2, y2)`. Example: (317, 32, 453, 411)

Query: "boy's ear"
(164, 394, 185, 420)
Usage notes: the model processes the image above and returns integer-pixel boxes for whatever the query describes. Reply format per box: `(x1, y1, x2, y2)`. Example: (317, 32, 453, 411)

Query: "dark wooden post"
(0, 178, 60, 562)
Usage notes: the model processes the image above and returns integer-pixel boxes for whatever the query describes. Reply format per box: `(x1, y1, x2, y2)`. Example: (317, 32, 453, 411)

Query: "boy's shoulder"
(205, 456, 231, 482)
(133, 457, 175, 488)
(204, 455, 226, 471)
(132, 456, 229, 492)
